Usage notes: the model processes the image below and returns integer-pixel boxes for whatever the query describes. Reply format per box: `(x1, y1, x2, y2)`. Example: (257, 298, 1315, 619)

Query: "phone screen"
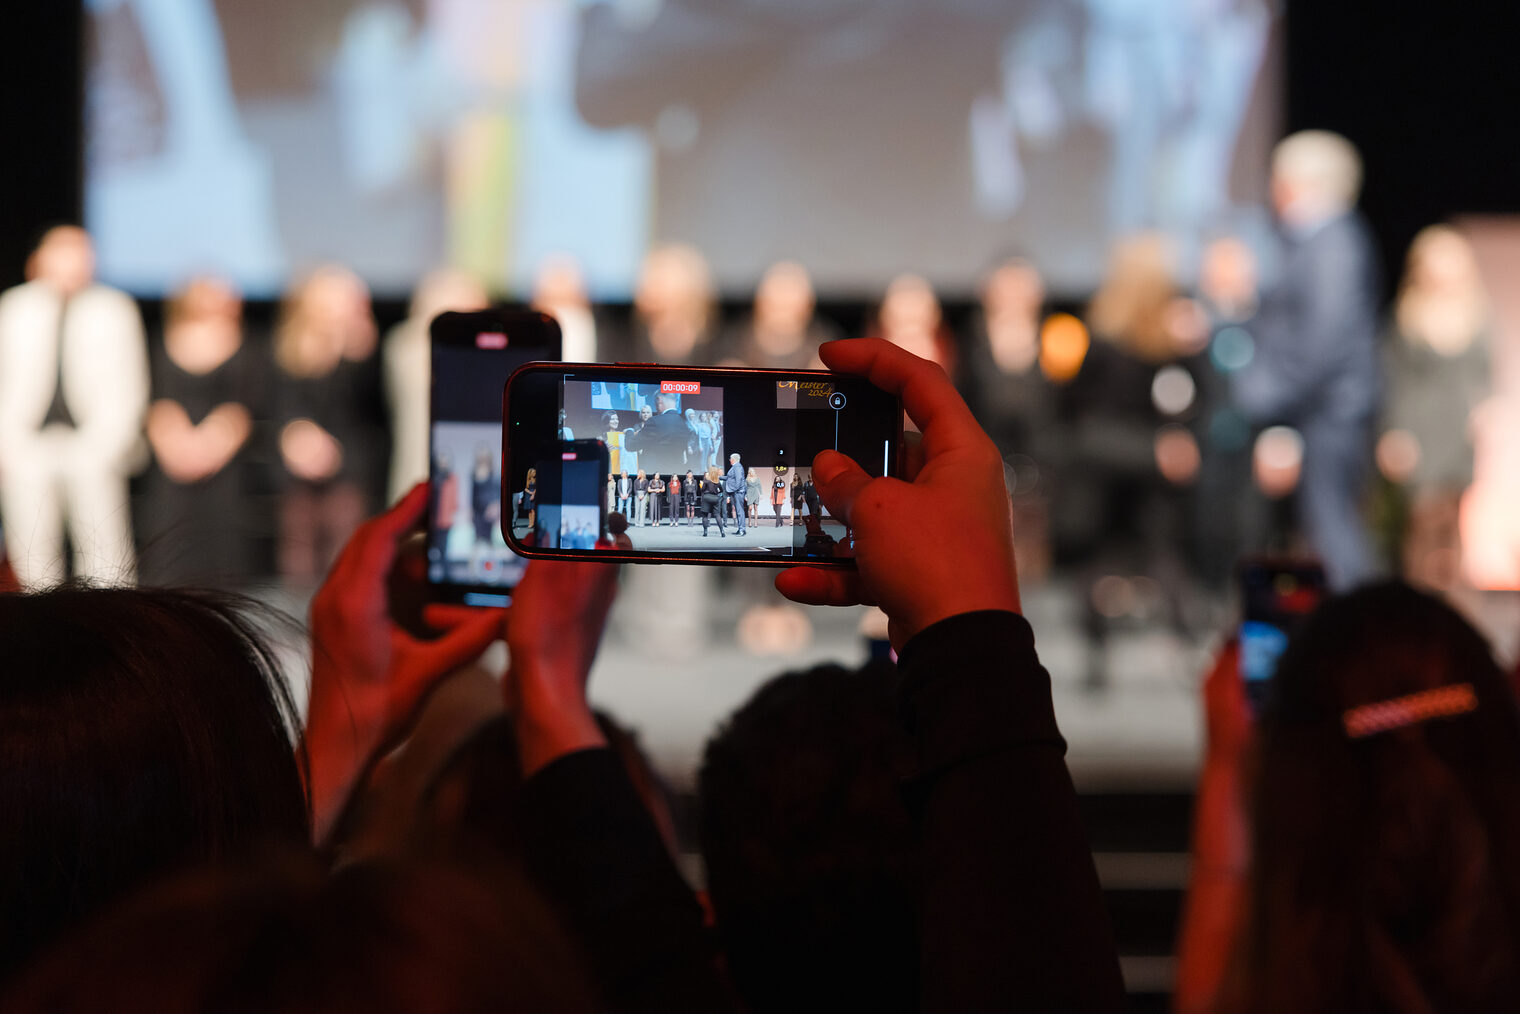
(427, 311, 559, 605)
(1238, 560, 1326, 711)
(505, 365, 901, 565)
(529, 441, 609, 549)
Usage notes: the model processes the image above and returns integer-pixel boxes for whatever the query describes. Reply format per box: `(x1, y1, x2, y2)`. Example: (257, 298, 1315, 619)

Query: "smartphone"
(426, 309, 562, 605)
(502, 363, 903, 565)
(527, 439, 611, 549)
(1237, 558, 1326, 712)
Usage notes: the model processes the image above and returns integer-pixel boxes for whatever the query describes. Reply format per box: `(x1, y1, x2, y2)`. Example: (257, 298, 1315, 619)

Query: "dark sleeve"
(1234, 222, 1381, 423)
(896, 611, 1126, 1013)
(519, 748, 736, 1013)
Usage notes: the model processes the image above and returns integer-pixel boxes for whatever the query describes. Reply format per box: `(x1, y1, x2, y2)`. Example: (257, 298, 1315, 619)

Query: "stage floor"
(616, 515, 835, 555)
(262, 572, 1519, 796)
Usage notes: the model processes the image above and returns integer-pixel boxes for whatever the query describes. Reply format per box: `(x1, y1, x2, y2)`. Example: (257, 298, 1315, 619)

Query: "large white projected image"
(85, 0, 1281, 297)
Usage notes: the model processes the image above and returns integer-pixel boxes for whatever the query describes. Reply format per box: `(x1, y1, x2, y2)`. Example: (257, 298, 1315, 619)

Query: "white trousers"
(2, 429, 136, 588)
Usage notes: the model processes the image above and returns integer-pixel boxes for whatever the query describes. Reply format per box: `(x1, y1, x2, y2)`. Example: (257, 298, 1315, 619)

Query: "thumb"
(811, 449, 874, 526)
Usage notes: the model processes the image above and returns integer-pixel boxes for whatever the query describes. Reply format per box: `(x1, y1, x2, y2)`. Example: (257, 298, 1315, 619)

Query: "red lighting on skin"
(476, 332, 508, 349)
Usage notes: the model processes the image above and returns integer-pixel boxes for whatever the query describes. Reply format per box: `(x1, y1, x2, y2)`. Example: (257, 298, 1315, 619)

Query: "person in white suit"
(0, 226, 149, 588)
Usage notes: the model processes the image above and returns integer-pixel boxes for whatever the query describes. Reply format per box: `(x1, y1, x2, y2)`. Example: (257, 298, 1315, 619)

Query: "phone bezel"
(426, 309, 562, 605)
(500, 361, 905, 568)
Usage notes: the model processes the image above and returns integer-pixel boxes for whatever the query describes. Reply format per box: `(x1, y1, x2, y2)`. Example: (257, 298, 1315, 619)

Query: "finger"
(775, 566, 869, 607)
(819, 338, 984, 457)
(810, 449, 877, 526)
(329, 483, 429, 589)
(400, 608, 505, 687)
(422, 603, 493, 631)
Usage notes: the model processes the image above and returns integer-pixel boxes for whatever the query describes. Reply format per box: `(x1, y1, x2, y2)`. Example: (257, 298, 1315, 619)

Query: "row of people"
(5, 339, 1517, 1012)
(1, 132, 1501, 606)
(604, 469, 817, 529)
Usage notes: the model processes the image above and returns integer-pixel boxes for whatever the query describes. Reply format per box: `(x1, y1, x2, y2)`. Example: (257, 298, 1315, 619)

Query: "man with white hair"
(724, 451, 748, 536)
(1233, 130, 1381, 589)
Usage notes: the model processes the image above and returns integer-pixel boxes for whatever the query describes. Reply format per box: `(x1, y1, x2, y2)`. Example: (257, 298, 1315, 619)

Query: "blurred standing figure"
(721, 261, 838, 369)
(1376, 226, 1490, 594)
(626, 243, 718, 365)
(1235, 131, 1382, 589)
(1191, 237, 1267, 588)
(383, 268, 489, 504)
(868, 274, 957, 376)
(0, 226, 149, 588)
(142, 277, 256, 586)
(532, 254, 598, 362)
(274, 266, 375, 584)
(468, 444, 499, 578)
(745, 467, 761, 524)
(1067, 233, 1203, 685)
(962, 257, 1057, 581)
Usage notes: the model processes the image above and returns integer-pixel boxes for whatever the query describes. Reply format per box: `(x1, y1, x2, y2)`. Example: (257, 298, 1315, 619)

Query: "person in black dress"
(142, 277, 258, 586)
(273, 266, 376, 584)
(682, 469, 697, 524)
(700, 466, 726, 537)
(469, 445, 501, 578)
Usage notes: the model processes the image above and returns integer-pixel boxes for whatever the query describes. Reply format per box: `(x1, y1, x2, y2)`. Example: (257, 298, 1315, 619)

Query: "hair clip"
(1342, 683, 1478, 739)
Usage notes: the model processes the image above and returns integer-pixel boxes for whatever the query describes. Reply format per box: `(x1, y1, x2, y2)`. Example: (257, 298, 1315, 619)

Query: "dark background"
(4, 2, 1519, 299)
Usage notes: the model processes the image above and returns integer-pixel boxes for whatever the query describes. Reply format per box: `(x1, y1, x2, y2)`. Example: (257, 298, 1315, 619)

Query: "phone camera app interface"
(510, 369, 896, 562)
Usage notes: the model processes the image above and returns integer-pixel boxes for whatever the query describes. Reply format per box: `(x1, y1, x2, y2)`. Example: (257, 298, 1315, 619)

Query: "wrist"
(896, 587, 1022, 646)
(511, 679, 603, 777)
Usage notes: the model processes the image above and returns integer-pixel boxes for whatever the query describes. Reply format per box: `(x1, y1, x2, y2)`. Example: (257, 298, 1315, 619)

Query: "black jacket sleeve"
(519, 748, 736, 1013)
(896, 610, 1126, 1013)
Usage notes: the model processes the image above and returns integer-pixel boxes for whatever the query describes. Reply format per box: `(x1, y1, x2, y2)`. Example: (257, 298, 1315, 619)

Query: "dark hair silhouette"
(1231, 582, 1520, 1014)
(0, 587, 310, 981)
(3, 852, 599, 1013)
(699, 660, 917, 1013)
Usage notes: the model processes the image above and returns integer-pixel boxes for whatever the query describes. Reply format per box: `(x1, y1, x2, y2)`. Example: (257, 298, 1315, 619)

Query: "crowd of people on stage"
(597, 467, 816, 534)
(0, 133, 1505, 614)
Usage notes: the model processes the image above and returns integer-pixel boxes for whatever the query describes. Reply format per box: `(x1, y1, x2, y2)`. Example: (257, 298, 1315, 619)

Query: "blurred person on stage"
(867, 273, 957, 376)
(745, 468, 761, 525)
(719, 261, 837, 369)
(382, 268, 489, 504)
(274, 265, 378, 584)
(634, 469, 649, 527)
(1063, 233, 1205, 685)
(1233, 130, 1382, 590)
(532, 253, 599, 363)
(468, 444, 501, 579)
(0, 226, 149, 589)
(771, 471, 788, 527)
(622, 243, 719, 365)
(141, 276, 258, 587)
(1375, 225, 1491, 596)
(647, 473, 666, 527)
(1188, 236, 1269, 589)
(961, 256, 1059, 581)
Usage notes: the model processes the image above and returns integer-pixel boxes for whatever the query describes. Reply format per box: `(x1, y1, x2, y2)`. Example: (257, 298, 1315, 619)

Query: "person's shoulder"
(79, 283, 141, 315)
(0, 279, 38, 311)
